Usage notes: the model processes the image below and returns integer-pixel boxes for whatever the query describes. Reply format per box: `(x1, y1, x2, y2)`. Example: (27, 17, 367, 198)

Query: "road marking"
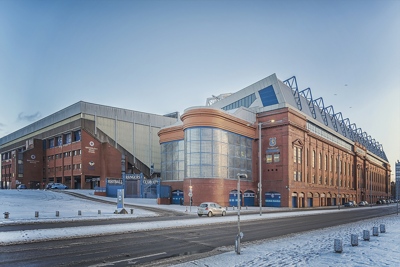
(89, 252, 167, 266)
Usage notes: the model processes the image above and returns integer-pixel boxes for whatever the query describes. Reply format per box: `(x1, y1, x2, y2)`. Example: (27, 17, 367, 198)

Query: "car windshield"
(200, 204, 208, 208)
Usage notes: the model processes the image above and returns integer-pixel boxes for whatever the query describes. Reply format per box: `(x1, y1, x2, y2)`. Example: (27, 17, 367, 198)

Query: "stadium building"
(0, 102, 178, 190)
(159, 73, 392, 208)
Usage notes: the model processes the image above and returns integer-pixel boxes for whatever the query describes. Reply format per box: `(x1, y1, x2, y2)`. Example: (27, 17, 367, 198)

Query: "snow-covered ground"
(1, 189, 399, 266)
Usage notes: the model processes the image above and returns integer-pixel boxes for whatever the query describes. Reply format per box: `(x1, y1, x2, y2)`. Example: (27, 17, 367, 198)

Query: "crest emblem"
(269, 137, 276, 147)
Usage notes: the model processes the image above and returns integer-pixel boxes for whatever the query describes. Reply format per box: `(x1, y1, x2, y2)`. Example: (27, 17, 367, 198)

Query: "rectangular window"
(57, 136, 62, 147)
(274, 153, 280, 163)
(74, 130, 81, 142)
(64, 133, 72, 144)
(293, 147, 297, 163)
(49, 139, 55, 148)
(266, 154, 273, 163)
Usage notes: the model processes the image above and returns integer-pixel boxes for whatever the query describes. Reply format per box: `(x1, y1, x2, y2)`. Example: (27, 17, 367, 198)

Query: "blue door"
(171, 190, 184, 205)
(308, 197, 313, 207)
(244, 190, 255, 206)
(229, 190, 242, 207)
(265, 192, 281, 207)
(292, 196, 298, 208)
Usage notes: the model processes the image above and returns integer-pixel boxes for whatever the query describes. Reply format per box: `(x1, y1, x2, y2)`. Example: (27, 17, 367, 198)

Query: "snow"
(1, 190, 400, 266)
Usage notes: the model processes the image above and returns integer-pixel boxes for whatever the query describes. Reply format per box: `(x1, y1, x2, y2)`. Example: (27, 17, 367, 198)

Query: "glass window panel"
(201, 128, 212, 140)
(201, 153, 212, 165)
(201, 141, 212, 153)
(201, 166, 212, 177)
(190, 128, 200, 140)
(274, 153, 280, 162)
(190, 141, 200, 153)
(189, 153, 200, 165)
(190, 166, 200, 178)
(266, 154, 273, 163)
(220, 131, 228, 143)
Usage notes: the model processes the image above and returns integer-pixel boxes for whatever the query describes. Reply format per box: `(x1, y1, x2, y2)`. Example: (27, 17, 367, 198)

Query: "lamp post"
(236, 173, 246, 255)
(258, 122, 262, 216)
(338, 153, 340, 210)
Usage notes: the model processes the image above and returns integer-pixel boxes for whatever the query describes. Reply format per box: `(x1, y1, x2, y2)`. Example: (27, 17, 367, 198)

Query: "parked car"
(358, 201, 368, 206)
(51, 183, 68, 189)
(349, 200, 357, 207)
(17, 184, 27, 189)
(197, 202, 226, 217)
(344, 202, 354, 207)
(46, 183, 54, 189)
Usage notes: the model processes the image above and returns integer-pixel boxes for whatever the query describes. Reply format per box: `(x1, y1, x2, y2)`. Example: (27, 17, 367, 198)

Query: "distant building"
(159, 73, 391, 207)
(0, 102, 177, 189)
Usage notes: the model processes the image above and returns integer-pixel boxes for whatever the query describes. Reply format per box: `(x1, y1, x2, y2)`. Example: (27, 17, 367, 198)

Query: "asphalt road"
(0, 205, 397, 267)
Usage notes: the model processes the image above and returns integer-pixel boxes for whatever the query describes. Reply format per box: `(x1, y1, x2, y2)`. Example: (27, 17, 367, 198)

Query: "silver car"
(197, 202, 226, 217)
(51, 183, 68, 189)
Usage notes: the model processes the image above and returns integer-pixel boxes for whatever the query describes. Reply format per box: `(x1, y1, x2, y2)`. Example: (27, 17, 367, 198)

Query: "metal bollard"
(56, 211, 59, 217)
(373, 226, 379, 236)
(363, 230, 370, 241)
(4, 212, 9, 219)
(351, 234, 358, 246)
(35, 211, 39, 218)
(98, 210, 101, 215)
(78, 210, 82, 216)
(130, 208, 134, 214)
(334, 239, 343, 253)
(380, 224, 386, 233)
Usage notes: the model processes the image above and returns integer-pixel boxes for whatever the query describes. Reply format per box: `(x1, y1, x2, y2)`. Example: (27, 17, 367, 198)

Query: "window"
(273, 153, 280, 163)
(325, 155, 328, 171)
(57, 136, 62, 147)
(73, 130, 81, 142)
(64, 133, 71, 144)
(312, 150, 316, 168)
(185, 127, 252, 180)
(319, 152, 322, 169)
(266, 154, 273, 163)
(49, 139, 55, 148)
(161, 140, 184, 181)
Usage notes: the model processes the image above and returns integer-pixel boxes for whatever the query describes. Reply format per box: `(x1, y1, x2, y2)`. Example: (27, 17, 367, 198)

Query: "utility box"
(334, 239, 342, 253)
(351, 234, 358, 246)
(363, 230, 370, 241)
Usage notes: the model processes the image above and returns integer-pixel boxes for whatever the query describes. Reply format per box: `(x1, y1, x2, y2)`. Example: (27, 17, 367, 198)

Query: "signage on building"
(85, 141, 98, 154)
(126, 173, 141, 180)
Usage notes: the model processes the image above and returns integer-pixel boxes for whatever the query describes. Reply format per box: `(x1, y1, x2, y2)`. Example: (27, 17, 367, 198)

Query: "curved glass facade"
(185, 127, 252, 180)
(161, 140, 184, 181)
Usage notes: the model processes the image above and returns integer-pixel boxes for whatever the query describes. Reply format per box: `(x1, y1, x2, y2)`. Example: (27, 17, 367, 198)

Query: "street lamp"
(258, 122, 263, 216)
(235, 173, 246, 255)
(338, 153, 340, 210)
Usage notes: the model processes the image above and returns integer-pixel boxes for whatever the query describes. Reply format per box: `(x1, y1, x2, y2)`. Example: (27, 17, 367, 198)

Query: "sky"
(0, 0, 399, 171)
(1, 189, 400, 267)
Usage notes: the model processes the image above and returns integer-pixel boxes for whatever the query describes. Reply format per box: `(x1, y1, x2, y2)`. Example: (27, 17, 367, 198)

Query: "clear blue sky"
(0, 0, 399, 174)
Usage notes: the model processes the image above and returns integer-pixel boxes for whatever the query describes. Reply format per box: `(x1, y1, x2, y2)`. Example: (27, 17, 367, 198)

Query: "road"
(0, 205, 397, 267)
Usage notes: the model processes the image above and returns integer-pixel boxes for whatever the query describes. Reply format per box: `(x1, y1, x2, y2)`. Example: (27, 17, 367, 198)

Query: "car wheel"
(198, 214, 202, 217)
(222, 211, 226, 216)
(207, 211, 213, 217)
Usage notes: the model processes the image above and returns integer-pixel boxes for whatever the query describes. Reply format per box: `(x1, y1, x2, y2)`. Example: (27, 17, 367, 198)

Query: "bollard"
(4, 212, 9, 219)
(130, 208, 134, 214)
(56, 211, 59, 217)
(351, 234, 358, 246)
(373, 226, 379, 236)
(363, 230, 370, 241)
(380, 224, 386, 233)
(334, 239, 343, 253)
(78, 210, 82, 216)
(35, 211, 39, 218)
(98, 210, 101, 215)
